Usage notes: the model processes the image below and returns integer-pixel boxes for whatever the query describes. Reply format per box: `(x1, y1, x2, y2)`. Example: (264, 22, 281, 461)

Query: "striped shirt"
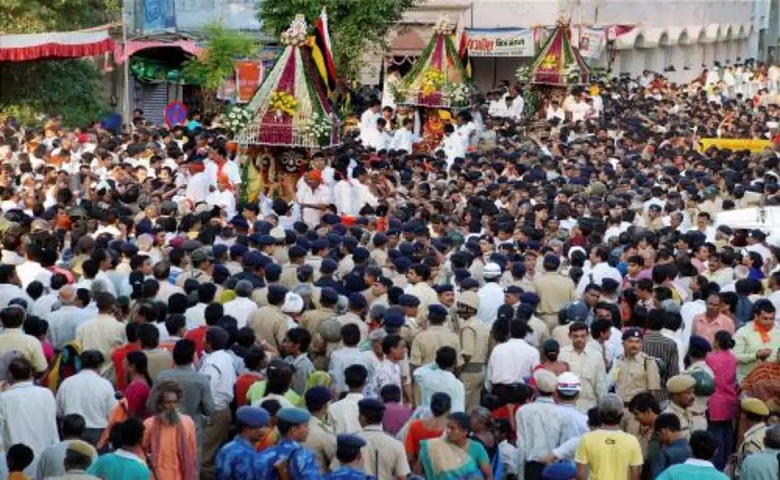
(642, 331, 680, 401)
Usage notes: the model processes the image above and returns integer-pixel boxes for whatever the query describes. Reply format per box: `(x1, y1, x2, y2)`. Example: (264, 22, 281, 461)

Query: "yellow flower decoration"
(270, 91, 298, 116)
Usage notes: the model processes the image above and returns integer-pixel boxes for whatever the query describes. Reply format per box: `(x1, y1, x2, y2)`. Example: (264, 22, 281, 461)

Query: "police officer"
(281, 245, 308, 288)
(610, 328, 661, 435)
(303, 386, 337, 473)
(248, 285, 290, 351)
(433, 284, 458, 333)
(215, 406, 270, 479)
(256, 407, 319, 479)
(534, 255, 578, 332)
(734, 397, 769, 477)
(410, 304, 462, 369)
(457, 291, 489, 411)
(355, 399, 411, 479)
(324, 434, 376, 480)
(300, 287, 340, 370)
(663, 374, 696, 439)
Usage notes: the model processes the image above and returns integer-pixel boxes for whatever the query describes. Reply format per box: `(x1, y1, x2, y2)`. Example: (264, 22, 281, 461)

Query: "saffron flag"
(310, 7, 337, 97)
(453, 14, 471, 78)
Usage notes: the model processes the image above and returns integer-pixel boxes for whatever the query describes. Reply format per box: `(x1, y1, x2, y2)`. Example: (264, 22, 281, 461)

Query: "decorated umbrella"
(517, 19, 590, 87)
(235, 14, 341, 148)
(393, 16, 472, 110)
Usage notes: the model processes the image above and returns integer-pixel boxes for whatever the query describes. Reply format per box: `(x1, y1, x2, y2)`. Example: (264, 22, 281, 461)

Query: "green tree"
(182, 23, 259, 114)
(259, 0, 419, 79)
(0, 0, 119, 34)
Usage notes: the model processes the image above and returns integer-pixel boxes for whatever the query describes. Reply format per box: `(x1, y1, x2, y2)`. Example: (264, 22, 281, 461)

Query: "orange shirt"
(692, 313, 736, 346)
(184, 327, 207, 356)
(142, 416, 197, 480)
(111, 343, 142, 390)
(235, 372, 263, 407)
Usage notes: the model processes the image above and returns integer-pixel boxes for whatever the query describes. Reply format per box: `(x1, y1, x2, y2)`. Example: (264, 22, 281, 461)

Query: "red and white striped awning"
(0, 25, 114, 61)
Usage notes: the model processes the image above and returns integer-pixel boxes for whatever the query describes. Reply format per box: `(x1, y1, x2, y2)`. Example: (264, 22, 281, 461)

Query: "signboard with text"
(465, 28, 535, 57)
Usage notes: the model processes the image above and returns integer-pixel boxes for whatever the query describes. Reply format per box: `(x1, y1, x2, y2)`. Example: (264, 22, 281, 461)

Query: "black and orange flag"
(309, 7, 338, 97)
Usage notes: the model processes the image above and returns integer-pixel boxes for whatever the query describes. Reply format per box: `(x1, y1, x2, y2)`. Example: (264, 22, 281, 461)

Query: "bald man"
(47, 285, 94, 350)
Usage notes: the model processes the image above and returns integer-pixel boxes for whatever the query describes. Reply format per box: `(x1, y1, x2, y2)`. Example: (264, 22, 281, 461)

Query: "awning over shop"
(113, 39, 203, 64)
(0, 25, 114, 61)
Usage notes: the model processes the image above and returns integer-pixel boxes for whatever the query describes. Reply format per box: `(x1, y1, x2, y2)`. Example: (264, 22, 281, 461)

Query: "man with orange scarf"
(733, 299, 780, 382)
(207, 145, 241, 193)
(142, 380, 197, 480)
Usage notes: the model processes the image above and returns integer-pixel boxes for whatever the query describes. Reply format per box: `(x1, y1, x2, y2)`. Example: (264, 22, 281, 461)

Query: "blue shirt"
(656, 460, 729, 480)
(87, 450, 151, 480)
(740, 448, 780, 480)
(413, 363, 465, 412)
(255, 438, 320, 480)
(651, 438, 691, 479)
(215, 436, 260, 480)
(324, 466, 376, 480)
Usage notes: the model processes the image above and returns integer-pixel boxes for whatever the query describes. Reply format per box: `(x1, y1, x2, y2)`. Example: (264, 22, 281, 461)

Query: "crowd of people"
(0, 60, 778, 480)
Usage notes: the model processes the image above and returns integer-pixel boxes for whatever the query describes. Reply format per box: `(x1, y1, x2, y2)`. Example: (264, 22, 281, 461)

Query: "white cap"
(556, 372, 582, 394)
(483, 262, 502, 278)
(281, 292, 304, 314)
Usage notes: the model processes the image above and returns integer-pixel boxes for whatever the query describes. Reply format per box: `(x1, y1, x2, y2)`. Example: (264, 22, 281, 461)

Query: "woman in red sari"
(405, 392, 452, 467)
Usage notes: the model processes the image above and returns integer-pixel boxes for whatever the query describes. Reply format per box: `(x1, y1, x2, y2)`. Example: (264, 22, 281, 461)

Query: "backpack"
(689, 368, 716, 396)
(44, 342, 82, 393)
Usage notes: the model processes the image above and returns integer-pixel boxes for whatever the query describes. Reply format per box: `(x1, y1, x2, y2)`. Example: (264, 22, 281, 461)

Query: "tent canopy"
(0, 26, 114, 62)
(527, 19, 590, 87)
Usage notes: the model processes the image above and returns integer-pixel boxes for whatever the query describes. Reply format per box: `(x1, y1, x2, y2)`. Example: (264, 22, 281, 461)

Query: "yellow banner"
(697, 138, 774, 153)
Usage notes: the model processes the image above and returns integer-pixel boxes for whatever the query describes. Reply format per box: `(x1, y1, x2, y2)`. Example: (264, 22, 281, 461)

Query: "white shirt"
(437, 133, 466, 169)
(546, 107, 565, 121)
(93, 271, 117, 297)
(568, 100, 591, 122)
(222, 297, 257, 329)
(486, 338, 540, 390)
(206, 189, 236, 219)
(679, 299, 705, 349)
(200, 349, 237, 410)
(16, 261, 52, 290)
(329, 347, 375, 394)
(328, 392, 364, 434)
(661, 329, 686, 372)
(363, 128, 391, 150)
(0, 283, 33, 310)
(352, 180, 378, 213)
(334, 180, 356, 216)
(31, 292, 59, 319)
(390, 128, 414, 153)
(185, 303, 208, 330)
(576, 262, 623, 295)
(359, 109, 381, 141)
(477, 282, 505, 325)
(0, 381, 58, 470)
(185, 172, 210, 204)
(506, 96, 525, 120)
(48, 305, 94, 350)
(296, 184, 334, 228)
(55, 370, 116, 429)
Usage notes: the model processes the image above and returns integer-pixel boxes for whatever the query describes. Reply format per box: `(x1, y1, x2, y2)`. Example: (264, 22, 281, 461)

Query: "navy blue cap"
(296, 238, 312, 252)
(520, 292, 540, 306)
(229, 216, 250, 230)
(249, 232, 264, 244)
(320, 287, 339, 304)
(304, 386, 332, 410)
(212, 244, 228, 257)
(511, 263, 526, 276)
(320, 258, 338, 273)
(259, 235, 276, 246)
(401, 222, 416, 233)
(453, 269, 471, 282)
(230, 244, 248, 257)
(277, 407, 311, 424)
(689, 335, 712, 353)
(289, 245, 307, 259)
(312, 239, 329, 251)
(504, 285, 524, 295)
(398, 294, 420, 307)
(357, 398, 386, 414)
(428, 304, 448, 319)
(398, 243, 415, 255)
(461, 278, 480, 289)
(265, 263, 282, 276)
(254, 221, 273, 235)
(383, 309, 405, 328)
(343, 236, 358, 247)
(331, 224, 347, 235)
(327, 233, 342, 247)
(353, 247, 370, 262)
(373, 233, 389, 247)
(394, 257, 412, 272)
(622, 328, 643, 341)
(433, 284, 454, 294)
(236, 406, 270, 428)
(337, 433, 367, 450)
(376, 276, 393, 287)
(268, 285, 289, 297)
(242, 251, 264, 268)
(305, 231, 319, 242)
(348, 293, 367, 309)
(121, 242, 138, 255)
(323, 214, 341, 225)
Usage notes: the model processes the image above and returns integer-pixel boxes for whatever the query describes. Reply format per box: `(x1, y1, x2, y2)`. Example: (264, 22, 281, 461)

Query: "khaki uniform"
(224, 261, 243, 276)
(409, 325, 462, 367)
(534, 272, 577, 331)
(249, 305, 288, 351)
(390, 273, 408, 290)
(175, 268, 213, 287)
(399, 322, 420, 348)
(251, 286, 270, 307)
(734, 423, 766, 477)
(372, 248, 388, 269)
(525, 315, 550, 348)
(663, 401, 693, 439)
(273, 246, 289, 266)
(551, 324, 572, 348)
(685, 362, 713, 433)
(337, 312, 369, 342)
(300, 307, 337, 370)
(303, 416, 336, 473)
(357, 425, 411, 479)
(408, 282, 439, 330)
(280, 263, 300, 288)
(519, 276, 537, 294)
(612, 352, 661, 435)
(460, 316, 490, 411)
(307, 255, 324, 281)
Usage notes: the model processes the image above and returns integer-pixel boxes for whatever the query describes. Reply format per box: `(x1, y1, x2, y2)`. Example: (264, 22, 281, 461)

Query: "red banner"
(236, 60, 263, 104)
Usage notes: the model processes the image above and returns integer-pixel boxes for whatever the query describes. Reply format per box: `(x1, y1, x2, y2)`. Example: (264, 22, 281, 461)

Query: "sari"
(419, 437, 489, 480)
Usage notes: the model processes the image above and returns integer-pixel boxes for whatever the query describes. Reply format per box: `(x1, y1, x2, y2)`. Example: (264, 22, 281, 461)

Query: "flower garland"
(280, 14, 308, 47)
(422, 68, 445, 96)
(564, 63, 582, 83)
(270, 91, 298, 117)
(516, 65, 533, 83)
(225, 105, 252, 136)
(294, 112, 334, 143)
(433, 15, 453, 35)
(443, 82, 472, 107)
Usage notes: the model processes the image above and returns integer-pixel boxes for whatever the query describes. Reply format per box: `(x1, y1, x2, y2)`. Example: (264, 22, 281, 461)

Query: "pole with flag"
(453, 13, 471, 78)
(310, 7, 338, 99)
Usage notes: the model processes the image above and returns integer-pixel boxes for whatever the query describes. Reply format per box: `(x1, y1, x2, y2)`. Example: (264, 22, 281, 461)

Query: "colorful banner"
(236, 60, 264, 103)
(578, 27, 606, 59)
(141, 0, 176, 33)
(465, 28, 535, 57)
(697, 138, 774, 153)
(217, 73, 237, 102)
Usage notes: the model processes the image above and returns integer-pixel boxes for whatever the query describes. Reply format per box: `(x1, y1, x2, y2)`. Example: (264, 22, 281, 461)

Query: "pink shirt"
(693, 313, 736, 346)
(705, 350, 738, 421)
